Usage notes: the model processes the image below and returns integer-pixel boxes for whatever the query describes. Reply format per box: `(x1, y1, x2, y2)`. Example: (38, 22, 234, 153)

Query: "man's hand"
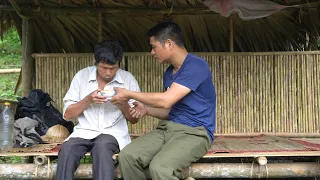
(110, 87, 129, 106)
(85, 89, 108, 104)
(130, 101, 148, 118)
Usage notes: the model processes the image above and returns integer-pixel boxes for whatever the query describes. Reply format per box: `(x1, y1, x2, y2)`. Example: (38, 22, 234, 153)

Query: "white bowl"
(100, 90, 116, 98)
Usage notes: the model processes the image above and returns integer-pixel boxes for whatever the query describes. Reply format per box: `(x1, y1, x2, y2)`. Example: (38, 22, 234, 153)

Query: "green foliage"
(80, 156, 93, 164)
(0, 156, 22, 164)
(0, 27, 22, 100)
(0, 74, 20, 100)
(0, 54, 21, 69)
(0, 28, 21, 54)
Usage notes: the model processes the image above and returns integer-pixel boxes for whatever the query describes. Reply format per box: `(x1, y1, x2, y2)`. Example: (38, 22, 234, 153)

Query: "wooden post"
(229, 15, 234, 52)
(21, 18, 34, 97)
(98, 12, 102, 42)
(21, 18, 34, 163)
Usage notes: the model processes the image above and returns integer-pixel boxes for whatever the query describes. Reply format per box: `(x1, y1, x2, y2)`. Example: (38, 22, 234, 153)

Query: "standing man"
(56, 40, 140, 180)
(111, 22, 216, 180)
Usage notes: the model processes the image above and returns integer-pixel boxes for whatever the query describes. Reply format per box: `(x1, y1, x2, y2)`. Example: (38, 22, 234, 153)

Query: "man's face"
(149, 36, 171, 64)
(96, 62, 119, 82)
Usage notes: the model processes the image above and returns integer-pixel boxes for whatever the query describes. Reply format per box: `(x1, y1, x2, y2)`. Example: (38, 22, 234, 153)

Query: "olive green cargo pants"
(118, 120, 211, 180)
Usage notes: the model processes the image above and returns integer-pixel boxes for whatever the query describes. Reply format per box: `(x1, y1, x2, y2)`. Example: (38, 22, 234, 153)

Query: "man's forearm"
(147, 106, 170, 120)
(127, 91, 171, 108)
(64, 98, 91, 120)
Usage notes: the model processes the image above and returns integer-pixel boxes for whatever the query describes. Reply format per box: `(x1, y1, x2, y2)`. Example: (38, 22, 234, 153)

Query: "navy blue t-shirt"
(163, 53, 216, 142)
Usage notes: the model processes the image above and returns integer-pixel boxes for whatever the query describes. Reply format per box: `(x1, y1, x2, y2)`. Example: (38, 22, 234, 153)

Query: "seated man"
(111, 21, 216, 180)
(56, 40, 140, 180)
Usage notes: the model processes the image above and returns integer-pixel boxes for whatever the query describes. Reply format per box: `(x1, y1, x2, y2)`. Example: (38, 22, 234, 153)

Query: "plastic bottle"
(0, 102, 15, 151)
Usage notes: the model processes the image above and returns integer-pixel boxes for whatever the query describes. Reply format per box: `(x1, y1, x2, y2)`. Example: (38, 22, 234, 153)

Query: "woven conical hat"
(41, 124, 70, 143)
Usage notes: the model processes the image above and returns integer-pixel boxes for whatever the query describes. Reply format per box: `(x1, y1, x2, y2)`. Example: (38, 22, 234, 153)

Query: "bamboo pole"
(31, 51, 320, 58)
(0, 5, 218, 15)
(288, 55, 293, 133)
(292, 55, 297, 132)
(244, 56, 249, 133)
(214, 132, 320, 137)
(274, 56, 279, 134)
(269, 55, 273, 133)
(241, 56, 246, 133)
(284, 55, 288, 133)
(260, 55, 264, 132)
(223, 57, 227, 133)
(0, 99, 18, 104)
(312, 55, 316, 132)
(250, 55, 254, 132)
(301, 55, 306, 133)
(231, 56, 235, 132)
(306, 54, 312, 133)
(237, 56, 242, 133)
(130, 132, 320, 138)
(0, 68, 21, 74)
(1, 163, 320, 179)
(316, 55, 320, 133)
(280, 55, 284, 133)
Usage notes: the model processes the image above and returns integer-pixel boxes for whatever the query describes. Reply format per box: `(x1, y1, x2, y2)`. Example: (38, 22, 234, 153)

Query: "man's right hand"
(85, 89, 108, 104)
(129, 101, 148, 118)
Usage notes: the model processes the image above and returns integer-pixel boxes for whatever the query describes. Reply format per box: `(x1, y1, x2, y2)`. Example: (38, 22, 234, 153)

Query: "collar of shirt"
(88, 66, 124, 84)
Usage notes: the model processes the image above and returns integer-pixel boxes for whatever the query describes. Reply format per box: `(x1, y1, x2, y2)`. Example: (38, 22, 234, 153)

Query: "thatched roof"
(0, 0, 319, 52)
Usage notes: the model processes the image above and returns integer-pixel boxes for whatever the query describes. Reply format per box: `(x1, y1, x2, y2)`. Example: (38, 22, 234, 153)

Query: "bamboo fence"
(33, 52, 320, 136)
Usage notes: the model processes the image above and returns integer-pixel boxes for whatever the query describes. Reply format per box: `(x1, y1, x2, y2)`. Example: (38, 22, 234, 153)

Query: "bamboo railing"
(33, 52, 320, 136)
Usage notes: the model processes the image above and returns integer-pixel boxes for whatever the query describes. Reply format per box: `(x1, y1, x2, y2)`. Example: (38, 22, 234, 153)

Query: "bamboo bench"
(1, 135, 320, 179)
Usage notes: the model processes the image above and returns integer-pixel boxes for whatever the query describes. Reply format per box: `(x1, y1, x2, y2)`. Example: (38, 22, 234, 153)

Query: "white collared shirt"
(63, 66, 140, 150)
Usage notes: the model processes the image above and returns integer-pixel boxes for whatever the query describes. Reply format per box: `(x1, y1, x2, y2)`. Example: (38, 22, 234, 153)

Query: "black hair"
(147, 21, 184, 47)
(94, 40, 123, 65)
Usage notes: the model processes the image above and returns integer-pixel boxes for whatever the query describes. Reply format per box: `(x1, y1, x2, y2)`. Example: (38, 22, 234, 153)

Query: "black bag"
(15, 89, 74, 136)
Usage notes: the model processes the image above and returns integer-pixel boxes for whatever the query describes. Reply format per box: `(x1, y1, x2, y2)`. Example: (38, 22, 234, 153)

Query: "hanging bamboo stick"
(98, 12, 102, 42)
(229, 15, 234, 52)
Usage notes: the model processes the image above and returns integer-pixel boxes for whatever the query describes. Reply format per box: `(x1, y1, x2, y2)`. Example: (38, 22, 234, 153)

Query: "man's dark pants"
(56, 134, 120, 180)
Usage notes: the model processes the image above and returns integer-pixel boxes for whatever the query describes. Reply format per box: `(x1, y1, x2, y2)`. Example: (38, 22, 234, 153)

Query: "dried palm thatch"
(0, 0, 319, 52)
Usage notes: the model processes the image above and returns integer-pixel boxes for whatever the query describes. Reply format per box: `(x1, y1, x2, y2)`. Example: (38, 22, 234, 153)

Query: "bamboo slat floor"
(1, 135, 320, 158)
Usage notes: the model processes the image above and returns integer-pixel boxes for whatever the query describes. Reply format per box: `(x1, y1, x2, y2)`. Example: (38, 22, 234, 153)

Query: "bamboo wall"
(33, 52, 320, 136)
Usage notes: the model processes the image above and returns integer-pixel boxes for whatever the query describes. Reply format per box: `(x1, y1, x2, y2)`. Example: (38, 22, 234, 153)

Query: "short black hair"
(94, 40, 123, 65)
(147, 21, 184, 47)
